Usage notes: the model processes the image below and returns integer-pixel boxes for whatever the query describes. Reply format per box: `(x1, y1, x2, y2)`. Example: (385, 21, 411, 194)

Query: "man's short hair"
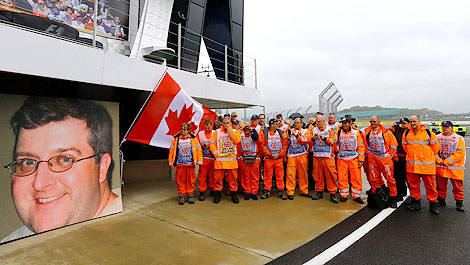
(275, 114, 283, 119)
(10, 96, 114, 185)
(204, 119, 213, 126)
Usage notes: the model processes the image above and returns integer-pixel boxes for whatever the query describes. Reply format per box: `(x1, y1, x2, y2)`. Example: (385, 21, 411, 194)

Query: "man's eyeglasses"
(369, 121, 378, 123)
(4, 154, 101, 177)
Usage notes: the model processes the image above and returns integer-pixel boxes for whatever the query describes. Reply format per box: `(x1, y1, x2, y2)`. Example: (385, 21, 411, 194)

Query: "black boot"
(178, 196, 185, 205)
(437, 196, 446, 207)
(429, 201, 440, 215)
(406, 198, 421, 211)
(312, 191, 323, 200)
(287, 195, 294, 200)
(260, 190, 271, 199)
(389, 196, 397, 208)
(198, 191, 206, 201)
(330, 193, 339, 204)
(279, 190, 288, 200)
(403, 196, 413, 206)
(340, 196, 348, 202)
(231, 192, 239, 204)
(353, 197, 365, 204)
(456, 200, 464, 212)
(251, 193, 259, 200)
(213, 191, 221, 204)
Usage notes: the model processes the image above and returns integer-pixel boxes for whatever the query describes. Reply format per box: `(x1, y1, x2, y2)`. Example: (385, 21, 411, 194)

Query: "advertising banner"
(0, 0, 129, 40)
(0, 94, 122, 244)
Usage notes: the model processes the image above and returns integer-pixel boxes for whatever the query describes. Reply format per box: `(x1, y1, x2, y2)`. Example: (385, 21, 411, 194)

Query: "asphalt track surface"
(269, 137, 470, 265)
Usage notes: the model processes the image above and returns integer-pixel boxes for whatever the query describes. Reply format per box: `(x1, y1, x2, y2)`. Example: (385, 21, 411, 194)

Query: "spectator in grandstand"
(435, 121, 466, 212)
(113, 16, 126, 39)
(402, 115, 440, 214)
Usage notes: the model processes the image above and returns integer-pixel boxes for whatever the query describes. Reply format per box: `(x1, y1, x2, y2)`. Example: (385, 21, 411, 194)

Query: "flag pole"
(120, 68, 168, 148)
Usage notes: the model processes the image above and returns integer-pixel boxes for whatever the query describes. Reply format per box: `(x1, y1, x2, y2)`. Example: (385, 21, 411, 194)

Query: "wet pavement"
(0, 179, 366, 264)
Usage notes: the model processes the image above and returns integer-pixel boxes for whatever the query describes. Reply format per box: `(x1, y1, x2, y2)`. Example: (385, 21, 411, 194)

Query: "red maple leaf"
(165, 104, 198, 136)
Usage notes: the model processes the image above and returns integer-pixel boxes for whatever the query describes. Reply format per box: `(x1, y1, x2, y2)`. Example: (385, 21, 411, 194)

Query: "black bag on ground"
(367, 185, 391, 210)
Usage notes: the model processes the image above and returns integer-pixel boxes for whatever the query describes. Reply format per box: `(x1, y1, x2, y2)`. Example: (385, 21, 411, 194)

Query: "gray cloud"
(245, 0, 470, 113)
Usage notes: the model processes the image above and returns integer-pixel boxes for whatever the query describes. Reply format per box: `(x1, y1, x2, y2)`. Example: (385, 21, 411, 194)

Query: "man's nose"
(33, 162, 56, 191)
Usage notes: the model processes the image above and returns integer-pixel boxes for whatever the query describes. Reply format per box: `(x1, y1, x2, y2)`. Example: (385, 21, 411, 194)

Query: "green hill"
(338, 106, 442, 117)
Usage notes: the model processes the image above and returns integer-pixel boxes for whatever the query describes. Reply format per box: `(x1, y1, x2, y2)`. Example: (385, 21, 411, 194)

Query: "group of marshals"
(168, 114, 466, 215)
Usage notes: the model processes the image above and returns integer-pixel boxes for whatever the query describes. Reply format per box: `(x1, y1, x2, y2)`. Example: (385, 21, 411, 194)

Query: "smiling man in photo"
(2, 97, 120, 243)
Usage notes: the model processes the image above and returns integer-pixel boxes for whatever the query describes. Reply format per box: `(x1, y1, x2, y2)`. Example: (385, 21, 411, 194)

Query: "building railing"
(0, 1, 257, 88)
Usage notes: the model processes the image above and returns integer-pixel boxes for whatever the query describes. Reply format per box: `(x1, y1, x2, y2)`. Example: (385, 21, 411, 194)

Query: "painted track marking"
(304, 194, 409, 265)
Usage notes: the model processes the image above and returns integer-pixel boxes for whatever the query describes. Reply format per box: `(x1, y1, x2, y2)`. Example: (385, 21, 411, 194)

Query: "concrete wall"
(0, 23, 260, 107)
(123, 159, 175, 183)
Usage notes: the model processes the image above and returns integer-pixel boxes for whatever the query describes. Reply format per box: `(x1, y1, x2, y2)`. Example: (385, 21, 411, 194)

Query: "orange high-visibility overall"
(169, 134, 203, 195)
(260, 129, 288, 191)
(311, 126, 338, 194)
(238, 131, 261, 194)
(436, 133, 466, 201)
(197, 130, 215, 192)
(286, 128, 310, 196)
(337, 128, 365, 199)
(402, 124, 440, 202)
(209, 127, 241, 192)
(363, 124, 398, 197)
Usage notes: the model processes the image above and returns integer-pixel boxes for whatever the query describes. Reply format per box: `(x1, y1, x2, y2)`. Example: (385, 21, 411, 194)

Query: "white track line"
(304, 195, 409, 265)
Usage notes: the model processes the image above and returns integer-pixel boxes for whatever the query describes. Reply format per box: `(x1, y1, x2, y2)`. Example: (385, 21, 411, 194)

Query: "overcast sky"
(244, 0, 470, 114)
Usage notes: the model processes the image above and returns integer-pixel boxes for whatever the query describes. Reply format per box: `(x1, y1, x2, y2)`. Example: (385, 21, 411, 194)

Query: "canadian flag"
(125, 73, 215, 148)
